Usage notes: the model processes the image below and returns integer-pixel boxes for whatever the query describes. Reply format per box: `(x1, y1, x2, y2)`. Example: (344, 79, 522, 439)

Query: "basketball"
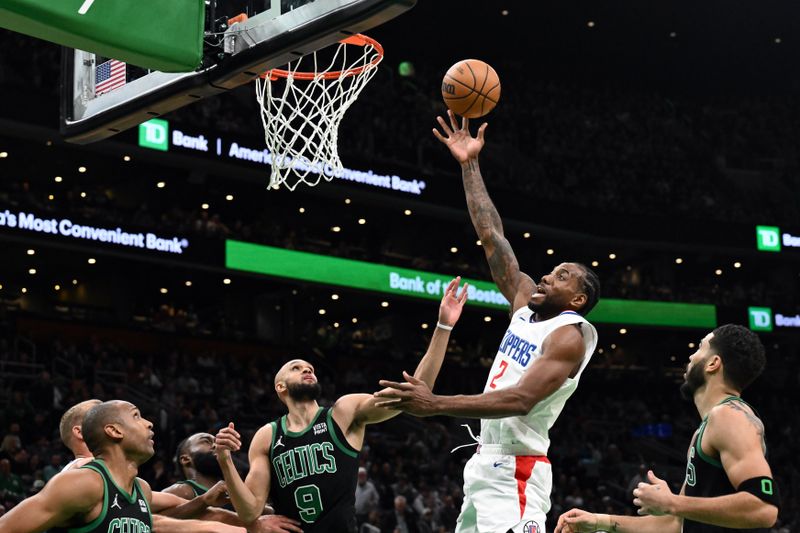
(441, 59, 501, 118)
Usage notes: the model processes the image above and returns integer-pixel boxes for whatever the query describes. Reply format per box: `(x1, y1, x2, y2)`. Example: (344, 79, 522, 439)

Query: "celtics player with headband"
(556, 325, 780, 533)
(214, 277, 470, 532)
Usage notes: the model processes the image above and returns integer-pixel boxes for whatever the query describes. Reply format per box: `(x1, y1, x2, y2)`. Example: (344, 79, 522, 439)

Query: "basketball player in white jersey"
(375, 111, 600, 533)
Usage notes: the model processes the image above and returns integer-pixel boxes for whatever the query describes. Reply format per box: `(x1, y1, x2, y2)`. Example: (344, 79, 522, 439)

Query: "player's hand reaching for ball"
(433, 110, 487, 164)
(214, 422, 241, 460)
(438, 276, 469, 328)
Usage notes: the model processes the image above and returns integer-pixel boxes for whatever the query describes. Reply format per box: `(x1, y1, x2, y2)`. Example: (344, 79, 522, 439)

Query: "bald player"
(215, 277, 470, 532)
(48, 400, 300, 533)
(0, 400, 159, 533)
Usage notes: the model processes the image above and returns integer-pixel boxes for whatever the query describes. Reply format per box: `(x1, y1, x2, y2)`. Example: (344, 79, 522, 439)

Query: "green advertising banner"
(0, 0, 203, 71)
(226, 240, 717, 328)
(591, 299, 716, 328)
(226, 240, 509, 309)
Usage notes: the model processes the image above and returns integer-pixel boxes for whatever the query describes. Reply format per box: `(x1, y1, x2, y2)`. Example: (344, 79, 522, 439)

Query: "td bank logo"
(755, 226, 781, 252)
(748, 307, 773, 332)
(139, 119, 169, 151)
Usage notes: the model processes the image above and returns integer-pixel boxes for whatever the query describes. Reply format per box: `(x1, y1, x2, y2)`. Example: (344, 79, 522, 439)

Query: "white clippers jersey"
(480, 307, 598, 455)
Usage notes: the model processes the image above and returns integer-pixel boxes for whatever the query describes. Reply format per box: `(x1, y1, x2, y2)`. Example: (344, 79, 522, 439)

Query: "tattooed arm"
(627, 401, 777, 529)
(433, 111, 535, 311)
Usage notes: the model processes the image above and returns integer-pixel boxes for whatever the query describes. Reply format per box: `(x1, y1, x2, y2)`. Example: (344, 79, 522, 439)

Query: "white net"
(255, 35, 383, 191)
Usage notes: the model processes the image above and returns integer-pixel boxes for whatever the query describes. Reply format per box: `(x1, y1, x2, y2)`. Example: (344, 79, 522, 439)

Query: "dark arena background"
(1, 0, 799, 531)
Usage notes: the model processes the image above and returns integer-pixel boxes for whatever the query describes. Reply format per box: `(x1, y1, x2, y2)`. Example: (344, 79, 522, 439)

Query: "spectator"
(42, 453, 62, 482)
(0, 459, 24, 507)
(355, 466, 380, 526)
(383, 495, 420, 533)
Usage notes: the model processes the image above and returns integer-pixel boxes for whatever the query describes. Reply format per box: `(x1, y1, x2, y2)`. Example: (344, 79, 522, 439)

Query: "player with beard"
(214, 278, 470, 532)
(372, 112, 600, 533)
(555, 324, 780, 533)
(165, 433, 225, 499)
(50, 401, 300, 533)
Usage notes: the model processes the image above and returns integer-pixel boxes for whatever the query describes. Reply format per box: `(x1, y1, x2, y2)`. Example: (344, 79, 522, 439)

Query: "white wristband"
(436, 322, 454, 331)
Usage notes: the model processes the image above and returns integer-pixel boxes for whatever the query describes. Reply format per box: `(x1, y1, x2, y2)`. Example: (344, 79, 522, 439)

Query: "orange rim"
(228, 13, 249, 25)
(261, 34, 383, 81)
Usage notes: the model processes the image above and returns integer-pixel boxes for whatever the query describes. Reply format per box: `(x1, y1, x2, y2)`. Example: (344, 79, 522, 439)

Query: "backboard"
(60, 0, 415, 144)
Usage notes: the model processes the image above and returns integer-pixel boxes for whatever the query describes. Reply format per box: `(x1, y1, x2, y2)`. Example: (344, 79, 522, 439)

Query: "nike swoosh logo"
(493, 461, 505, 468)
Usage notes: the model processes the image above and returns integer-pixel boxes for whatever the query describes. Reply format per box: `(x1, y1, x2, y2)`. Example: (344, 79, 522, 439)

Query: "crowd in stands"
(0, 147, 795, 314)
(0, 315, 797, 531)
(1, 27, 799, 533)
(1, 30, 800, 229)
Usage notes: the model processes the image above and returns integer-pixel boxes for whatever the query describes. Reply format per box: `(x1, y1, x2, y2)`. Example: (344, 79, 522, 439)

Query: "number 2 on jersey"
(489, 360, 509, 389)
(295, 484, 323, 523)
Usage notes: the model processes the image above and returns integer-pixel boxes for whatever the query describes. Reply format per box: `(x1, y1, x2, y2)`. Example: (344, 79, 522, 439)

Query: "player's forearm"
(217, 455, 262, 523)
(461, 158, 525, 303)
(432, 388, 532, 419)
(597, 513, 681, 533)
(156, 494, 209, 519)
(670, 492, 778, 529)
(412, 326, 451, 390)
(153, 514, 246, 533)
(196, 507, 250, 526)
(0, 495, 63, 533)
(460, 158, 504, 241)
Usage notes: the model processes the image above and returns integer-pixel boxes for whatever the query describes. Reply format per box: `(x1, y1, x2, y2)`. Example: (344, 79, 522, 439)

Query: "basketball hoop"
(255, 34, 384, 190)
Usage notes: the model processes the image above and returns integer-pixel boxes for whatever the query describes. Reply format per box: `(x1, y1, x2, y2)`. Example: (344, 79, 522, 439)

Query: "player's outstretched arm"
(375, 323, 584, 418)
(555, 508, 681, 533)
(634, 404, 778, 529)
(152, 514, 302, 533)
(0, 468, 102, 533)
(433, 110, 535, 312)
(154, 481, 243, 524)
(140, 482, 239, 532)
(337, 277, 469, 428)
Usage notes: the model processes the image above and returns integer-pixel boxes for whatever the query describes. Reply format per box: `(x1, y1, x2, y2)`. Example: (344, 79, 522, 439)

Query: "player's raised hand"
(554, 508, 602, 533)
(439, 276, 469, 327)
(433, 110, 487, 164)
(214, 422, 241, 459)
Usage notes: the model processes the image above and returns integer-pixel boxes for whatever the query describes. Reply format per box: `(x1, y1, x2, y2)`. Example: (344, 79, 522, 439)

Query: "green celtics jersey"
(177, 479, 208, 497)
(53, 459, 152, 533)
(683, 397, 769, 533)
(268, 406, 359, 533)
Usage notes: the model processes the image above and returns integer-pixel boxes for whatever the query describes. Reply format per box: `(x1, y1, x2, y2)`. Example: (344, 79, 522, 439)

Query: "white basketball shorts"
(455, 450, 551, 533)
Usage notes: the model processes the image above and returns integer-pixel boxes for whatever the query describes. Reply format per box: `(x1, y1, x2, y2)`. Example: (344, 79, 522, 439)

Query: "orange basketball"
(441, 59, 501, 118)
